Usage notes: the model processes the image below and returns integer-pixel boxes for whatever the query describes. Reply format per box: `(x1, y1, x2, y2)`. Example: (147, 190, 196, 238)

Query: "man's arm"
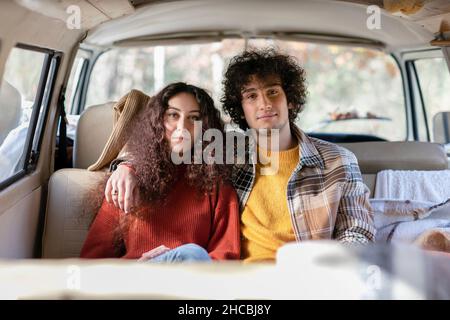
(333, 163, 376, 244)
(105, 161, 141, 213)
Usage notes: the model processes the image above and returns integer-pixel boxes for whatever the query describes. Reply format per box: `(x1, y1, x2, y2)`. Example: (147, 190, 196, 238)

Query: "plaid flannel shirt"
(231, 125, 376, 244)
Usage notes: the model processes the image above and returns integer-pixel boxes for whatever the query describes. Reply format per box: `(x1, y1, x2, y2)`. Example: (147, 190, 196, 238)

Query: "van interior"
(0, 0, 450, 299)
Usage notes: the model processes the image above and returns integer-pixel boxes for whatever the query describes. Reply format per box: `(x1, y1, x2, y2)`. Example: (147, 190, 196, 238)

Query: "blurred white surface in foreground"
(1, 241, 448, 299)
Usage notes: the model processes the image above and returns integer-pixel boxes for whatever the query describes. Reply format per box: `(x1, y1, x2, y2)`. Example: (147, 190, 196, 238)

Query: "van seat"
(43, 133, 448, 258)
(42, 169, 106, 258)
(340, 141, 448, 195)
(73, 102, 115, 169)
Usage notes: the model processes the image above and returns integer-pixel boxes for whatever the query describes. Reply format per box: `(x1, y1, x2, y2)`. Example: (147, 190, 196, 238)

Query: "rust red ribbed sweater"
(80, 174, 240, 260)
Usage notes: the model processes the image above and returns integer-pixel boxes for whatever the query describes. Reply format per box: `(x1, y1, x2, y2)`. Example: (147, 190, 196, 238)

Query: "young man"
(105, 48, 375, 262)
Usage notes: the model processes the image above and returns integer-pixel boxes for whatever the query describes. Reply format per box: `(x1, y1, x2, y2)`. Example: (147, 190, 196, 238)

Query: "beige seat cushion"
(42, 169, 107, 258)
(73, 102, 115, 169)
(361, 174, 377, 196)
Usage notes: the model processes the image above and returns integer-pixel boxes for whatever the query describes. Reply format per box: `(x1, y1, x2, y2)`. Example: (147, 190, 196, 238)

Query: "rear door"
(401, 46, 450, 167)
(0, 44, 61, 258)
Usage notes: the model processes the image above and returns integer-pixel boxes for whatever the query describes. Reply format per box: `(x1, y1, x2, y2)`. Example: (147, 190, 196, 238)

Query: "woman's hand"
(105, 164, 141, 213)
(138, 245, 171, 262)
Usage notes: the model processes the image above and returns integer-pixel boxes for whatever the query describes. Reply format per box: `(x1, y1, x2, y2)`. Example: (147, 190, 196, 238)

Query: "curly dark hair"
(83, 83, 232, 256)
(125, 82, 232, 202)
(221, 48, 308, 130)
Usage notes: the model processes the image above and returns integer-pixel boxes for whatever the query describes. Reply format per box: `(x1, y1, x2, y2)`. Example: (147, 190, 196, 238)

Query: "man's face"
(240, 75, 291, 131)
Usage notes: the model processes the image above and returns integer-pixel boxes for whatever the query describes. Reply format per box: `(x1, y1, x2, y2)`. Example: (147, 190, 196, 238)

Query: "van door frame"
(395, 48, 444, 143)
(76, 45, 110, 114)
(0, 44, 62, 191)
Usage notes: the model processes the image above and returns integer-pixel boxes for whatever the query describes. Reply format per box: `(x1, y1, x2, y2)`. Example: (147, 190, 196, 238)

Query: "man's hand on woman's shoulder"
(105, 164, 141, 213)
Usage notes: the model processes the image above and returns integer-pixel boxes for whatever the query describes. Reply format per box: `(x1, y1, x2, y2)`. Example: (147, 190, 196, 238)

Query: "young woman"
(80, 83, 240, 262)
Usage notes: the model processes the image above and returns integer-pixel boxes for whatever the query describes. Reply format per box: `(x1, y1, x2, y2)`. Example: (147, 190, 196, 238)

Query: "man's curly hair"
(221, 48, 308, 130)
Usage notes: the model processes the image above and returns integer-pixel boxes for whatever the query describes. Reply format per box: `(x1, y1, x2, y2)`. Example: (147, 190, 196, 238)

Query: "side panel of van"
(0, 1, 83, 258)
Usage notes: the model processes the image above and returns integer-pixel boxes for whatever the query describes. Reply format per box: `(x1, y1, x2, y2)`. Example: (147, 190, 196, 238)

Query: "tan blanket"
(87, 89, 151, 171)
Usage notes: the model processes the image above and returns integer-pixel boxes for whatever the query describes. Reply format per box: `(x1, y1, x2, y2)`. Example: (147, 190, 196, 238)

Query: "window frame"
(67, 48, 95, 115)
(400, 48, 444, 142)
(65, 55, 88, 115)
(389, 53, 410, 142)
(78, 48, 108, 114)
(0, 43, 62, 191)
(412, 56, 450, 143)
(411, 61, 431, 141)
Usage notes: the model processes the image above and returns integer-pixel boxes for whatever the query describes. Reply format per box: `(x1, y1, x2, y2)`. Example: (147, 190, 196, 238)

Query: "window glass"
(85, 39, 405, 140)
(0, 47, 46, 183)
(85, 40, 245, 110)
(86, 47, 156, 107)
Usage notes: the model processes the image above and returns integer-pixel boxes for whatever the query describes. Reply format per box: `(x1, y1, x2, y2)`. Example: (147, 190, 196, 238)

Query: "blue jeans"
(150, 243, 212, 263)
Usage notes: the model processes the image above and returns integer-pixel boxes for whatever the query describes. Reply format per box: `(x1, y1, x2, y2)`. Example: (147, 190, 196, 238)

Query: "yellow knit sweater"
(241, 145, 299, 262)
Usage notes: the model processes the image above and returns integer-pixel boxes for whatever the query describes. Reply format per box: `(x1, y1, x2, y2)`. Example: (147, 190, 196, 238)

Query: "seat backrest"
(42, 169, 107, 258)
(73, 102, 115, 169)
(44, 102, 116, 257)
(339, 141, 448, 196)
(433, 111, 450, 144)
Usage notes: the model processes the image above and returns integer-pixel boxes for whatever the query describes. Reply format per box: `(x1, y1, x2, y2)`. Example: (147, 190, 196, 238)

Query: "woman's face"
(164, 92, 202, 154)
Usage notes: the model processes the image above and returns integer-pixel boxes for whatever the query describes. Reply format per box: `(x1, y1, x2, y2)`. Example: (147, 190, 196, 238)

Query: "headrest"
(73, 102, 115, 169)
(340, 141, 448, 174)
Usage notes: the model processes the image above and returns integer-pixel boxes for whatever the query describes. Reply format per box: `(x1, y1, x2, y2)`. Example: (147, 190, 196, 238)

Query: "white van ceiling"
(14, 0, 450, 51)
(14, 0, 134, 29)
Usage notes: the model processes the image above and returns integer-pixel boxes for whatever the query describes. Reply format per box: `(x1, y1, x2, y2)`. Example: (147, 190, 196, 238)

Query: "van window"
(85, 47, 155, 108)
(85, 40, 245, 109)
(264, 42, 405, 141)
(414, 58, 450, 142)
(0, 45, 60, 187)
(84, 39, 405, 141)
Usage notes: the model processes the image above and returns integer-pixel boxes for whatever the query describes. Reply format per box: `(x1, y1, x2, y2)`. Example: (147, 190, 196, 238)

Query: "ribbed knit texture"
(88, 89, 151, 171)
(241, 145, 299, 262)
(80, 170, 241, 260)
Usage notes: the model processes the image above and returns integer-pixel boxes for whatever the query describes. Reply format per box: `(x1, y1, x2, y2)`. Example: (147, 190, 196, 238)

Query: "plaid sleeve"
(109, 158, 126, 172)
(334, 160, 376, 244)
